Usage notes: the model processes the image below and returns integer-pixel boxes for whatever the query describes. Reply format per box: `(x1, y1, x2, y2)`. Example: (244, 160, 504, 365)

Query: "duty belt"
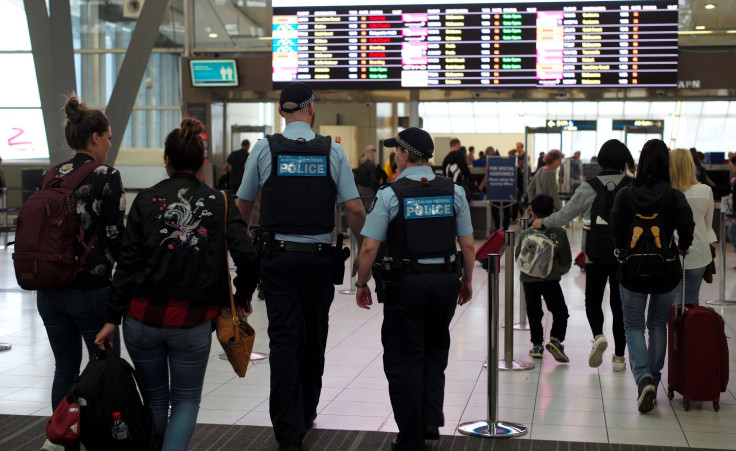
(275, 240, 332, 256)
(403, 258, 461, 274)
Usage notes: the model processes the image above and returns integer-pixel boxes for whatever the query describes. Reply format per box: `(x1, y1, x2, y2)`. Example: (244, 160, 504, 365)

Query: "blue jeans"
(619, 285, 676, 387)
(123, 315, 211, 451)
(37, 287, 120, 410)
(674, 266, 706, 306)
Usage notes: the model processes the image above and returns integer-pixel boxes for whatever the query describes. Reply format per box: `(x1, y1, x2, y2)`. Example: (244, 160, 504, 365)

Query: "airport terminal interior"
(1, 0, 736, 449)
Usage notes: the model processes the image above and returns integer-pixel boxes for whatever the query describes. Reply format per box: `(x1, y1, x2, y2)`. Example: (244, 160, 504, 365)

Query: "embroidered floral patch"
(59, 163, 73, 175)
(159, 188, 211, 252)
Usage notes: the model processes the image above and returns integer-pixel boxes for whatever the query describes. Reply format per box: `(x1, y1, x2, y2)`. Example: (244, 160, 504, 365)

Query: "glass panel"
(0, 54, 40, 107)
(624, 101, 650, 117)
(472, 102, 498, 116)
(574, 102, 598, 117)
(701, 101, 729, 116)
(693, 118, 725, 151)
(524, 101, 546, 117)
(450, 116, 476, 133)
(423, 116, 452, 134)
(192, 0, 270, 51)
(0, 0, 32, 51)
(674, 117, 698, 153)
(598, 101, 624, 116)
(122, 109, 181, 150)
(649, 101, 676, 118)
(0, 108, 49, 160)
(498, 116, 525, 134)
(552, 102, 573, 117)
(72, 0, 184, 50)
(722, 118, 736, 151)
(680, 101, 703, 116)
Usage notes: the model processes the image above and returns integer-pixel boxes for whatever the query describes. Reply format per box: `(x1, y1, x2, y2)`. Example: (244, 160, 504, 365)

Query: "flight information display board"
(272, 0, 678, 89)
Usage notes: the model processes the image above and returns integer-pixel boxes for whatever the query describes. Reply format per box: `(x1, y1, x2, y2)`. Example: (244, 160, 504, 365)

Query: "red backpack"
(12, 162, 102, 290)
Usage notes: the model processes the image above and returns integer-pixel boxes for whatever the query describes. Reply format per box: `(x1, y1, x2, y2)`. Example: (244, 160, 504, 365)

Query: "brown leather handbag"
(215, 192, 255, 377)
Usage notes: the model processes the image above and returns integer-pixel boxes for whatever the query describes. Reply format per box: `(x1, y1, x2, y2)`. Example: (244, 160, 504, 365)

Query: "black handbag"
(703, 244, 716, 284)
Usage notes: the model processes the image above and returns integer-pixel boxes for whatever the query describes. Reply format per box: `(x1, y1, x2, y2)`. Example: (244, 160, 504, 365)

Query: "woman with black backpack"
(532, 140, 634, 372)
(609, 139, 694, 414)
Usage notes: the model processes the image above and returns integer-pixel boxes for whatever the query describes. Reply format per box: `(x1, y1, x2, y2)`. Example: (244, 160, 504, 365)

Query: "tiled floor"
(1, 221, 735, 449)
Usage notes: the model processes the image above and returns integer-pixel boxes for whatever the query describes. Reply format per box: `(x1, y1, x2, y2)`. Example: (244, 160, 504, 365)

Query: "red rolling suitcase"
(667, 262, 729, 411)
(476, 230, 505, 269)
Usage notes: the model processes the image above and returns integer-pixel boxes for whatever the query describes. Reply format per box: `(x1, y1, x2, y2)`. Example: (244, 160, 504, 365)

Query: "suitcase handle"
(675, 253, 686, 318)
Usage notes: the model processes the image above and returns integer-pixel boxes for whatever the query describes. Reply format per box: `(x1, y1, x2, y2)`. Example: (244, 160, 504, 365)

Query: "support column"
(106, 0, 170, 164)
(25, 0, 76, 164)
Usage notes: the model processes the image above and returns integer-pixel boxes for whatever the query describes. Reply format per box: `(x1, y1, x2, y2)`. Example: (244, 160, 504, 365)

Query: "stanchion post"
(706, 210, 736, 306)
(338, 233, 357, 295)
(1, 187, 7, 248)
(499, 231, 534, 371)
(514, 216, 530, 330)
(458, 253, 528, 438)
(504, 230, 515, 363)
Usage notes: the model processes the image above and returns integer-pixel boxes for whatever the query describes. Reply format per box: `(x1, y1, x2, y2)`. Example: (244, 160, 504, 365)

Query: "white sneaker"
(612, 355, 626, 372)
(41, 439, 65, 451)
(588, 335, 608, 368)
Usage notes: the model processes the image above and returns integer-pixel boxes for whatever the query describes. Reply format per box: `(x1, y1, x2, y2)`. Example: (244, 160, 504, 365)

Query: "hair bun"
(180, 118, 204, 142)
(64, 96, 83, 123)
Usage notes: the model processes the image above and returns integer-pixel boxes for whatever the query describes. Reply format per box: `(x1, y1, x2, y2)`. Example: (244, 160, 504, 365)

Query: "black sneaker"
(545, 337, 569, 363)
(637, 377, 656, 413)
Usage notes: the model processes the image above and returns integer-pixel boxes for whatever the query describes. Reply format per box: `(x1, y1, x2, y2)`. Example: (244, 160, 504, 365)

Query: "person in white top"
(669, 148, 717, 305)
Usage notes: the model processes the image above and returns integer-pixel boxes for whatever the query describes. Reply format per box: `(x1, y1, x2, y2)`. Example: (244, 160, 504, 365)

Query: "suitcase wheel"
(714, 402, 720, 412)
(684, 401, 690, 411)
(481, 260, 489, 270)
(667, 389, 674, 401)
(580, 267, 586, 273)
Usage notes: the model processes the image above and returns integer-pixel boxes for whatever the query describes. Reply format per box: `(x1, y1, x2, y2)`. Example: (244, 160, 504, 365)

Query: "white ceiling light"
(209, 32, 218, 38)
(695, 25, 706, 30)
(705, 3, 716, 9)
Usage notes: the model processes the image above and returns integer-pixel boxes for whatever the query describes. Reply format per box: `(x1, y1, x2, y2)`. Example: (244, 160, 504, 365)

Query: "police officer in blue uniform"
(354, 127, 475, 450)
(236, 82, 366, 451)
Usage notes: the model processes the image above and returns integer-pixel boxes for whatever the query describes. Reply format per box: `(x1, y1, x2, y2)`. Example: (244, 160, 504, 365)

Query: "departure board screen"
(272, 0, 678, 89)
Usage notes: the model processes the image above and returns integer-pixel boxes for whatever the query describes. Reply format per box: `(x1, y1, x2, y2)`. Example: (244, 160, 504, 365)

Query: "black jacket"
(106, 173, 259, 324)
(609, 177, 694, 293)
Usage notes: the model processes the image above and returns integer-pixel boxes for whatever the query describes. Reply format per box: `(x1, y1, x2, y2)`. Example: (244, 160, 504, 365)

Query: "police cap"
(279, 82, 315, 113)
(383, 127, 434, 159)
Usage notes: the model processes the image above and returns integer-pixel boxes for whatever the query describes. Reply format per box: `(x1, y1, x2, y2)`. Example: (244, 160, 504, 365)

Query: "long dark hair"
(164, 118, 205, 172)
(636, 139, 670, 183)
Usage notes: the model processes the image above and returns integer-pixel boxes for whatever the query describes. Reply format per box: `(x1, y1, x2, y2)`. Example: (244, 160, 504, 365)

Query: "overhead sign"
(612, 119, 664, 130)
(486, 157, 517, 202)
(545, 119, 597, 131)
(189, 59, 239, 87)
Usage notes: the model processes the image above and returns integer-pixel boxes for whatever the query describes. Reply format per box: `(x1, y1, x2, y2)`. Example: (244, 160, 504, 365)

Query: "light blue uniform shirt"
(236, 121, 359, 244)
(361, 166, 473, 264)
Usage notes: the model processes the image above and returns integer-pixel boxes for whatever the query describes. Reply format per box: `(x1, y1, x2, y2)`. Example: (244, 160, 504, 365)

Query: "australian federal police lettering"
(404, 196, 453, 219)
(277, 155, 327, 176)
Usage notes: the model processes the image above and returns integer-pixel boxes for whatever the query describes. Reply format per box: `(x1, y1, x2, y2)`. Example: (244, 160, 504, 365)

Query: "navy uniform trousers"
(261, 251, 334, 448)
(382, 271, 461, 450)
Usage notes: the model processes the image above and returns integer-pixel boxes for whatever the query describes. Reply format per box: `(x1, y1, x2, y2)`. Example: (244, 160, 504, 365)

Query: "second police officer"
(236, 82, 366, 451)
(354, 127, 475, 450)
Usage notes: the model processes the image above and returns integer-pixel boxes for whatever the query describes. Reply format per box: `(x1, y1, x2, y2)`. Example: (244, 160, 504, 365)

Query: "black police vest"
(259, 133, 337, 235)
(386, 175, 457, 260)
